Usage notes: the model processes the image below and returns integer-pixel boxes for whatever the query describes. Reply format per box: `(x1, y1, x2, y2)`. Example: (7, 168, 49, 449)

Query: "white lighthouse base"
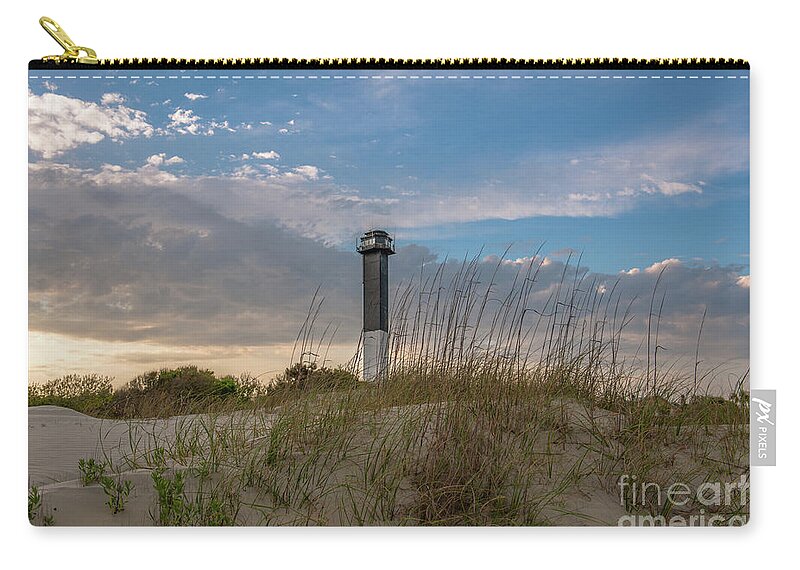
(363, 329, 389, 382)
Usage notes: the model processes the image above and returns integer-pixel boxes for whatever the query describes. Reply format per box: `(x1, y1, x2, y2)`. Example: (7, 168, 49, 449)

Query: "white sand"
(28, 405, 274, 525)
(29, 405, 207, 486)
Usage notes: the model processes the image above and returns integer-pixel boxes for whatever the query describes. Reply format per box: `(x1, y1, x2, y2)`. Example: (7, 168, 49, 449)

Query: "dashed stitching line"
(29, 74, 749, 81)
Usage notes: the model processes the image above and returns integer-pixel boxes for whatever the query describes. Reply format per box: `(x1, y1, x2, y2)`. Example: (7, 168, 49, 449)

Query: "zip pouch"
(28, 17, 750, 527)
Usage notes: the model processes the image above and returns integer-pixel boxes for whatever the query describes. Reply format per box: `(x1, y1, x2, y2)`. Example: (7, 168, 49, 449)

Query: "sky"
(27, 69, 750, 386)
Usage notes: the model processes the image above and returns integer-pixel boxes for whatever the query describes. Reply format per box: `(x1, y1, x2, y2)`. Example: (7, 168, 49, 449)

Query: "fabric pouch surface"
(28, 57, 750, 527)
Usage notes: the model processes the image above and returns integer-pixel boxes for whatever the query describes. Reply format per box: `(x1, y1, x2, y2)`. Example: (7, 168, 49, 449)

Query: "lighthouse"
(357, 229, 395, 381)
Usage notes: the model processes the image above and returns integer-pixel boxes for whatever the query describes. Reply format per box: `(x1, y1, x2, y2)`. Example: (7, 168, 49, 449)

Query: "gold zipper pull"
(39, 16, 98, 64)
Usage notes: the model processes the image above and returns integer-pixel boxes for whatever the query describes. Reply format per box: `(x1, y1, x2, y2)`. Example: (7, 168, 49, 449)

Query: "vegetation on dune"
(28, 373, 114, 415)
(106, 366, 261, 418)
(28, 253, 749, 526)
(78, 457, 106, 486)
(28, 485, 54, 526)
(273, 362, 360, 393)
(28, 485, 42, 523)
(99, 476, 134, 514)
(29, 364, 358, 419)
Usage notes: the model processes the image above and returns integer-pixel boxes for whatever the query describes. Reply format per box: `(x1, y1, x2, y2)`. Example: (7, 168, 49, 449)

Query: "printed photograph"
(28, 68, 749, 526)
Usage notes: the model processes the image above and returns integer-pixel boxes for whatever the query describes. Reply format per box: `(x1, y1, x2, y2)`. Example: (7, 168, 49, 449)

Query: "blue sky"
(28, 69, 749, 382)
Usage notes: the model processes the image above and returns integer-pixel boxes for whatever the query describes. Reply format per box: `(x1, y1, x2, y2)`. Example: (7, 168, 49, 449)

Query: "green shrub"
(99, 476, 133, 514)
(105, 366, 259, 417)
(28, 485, 54, 525)
(152, 468, 188, 525)
(675, 394, 748, 425)
(212, 376, 238, 397)
(270, 362, 358, 393)
(233, 373, 269, 400)
(28, 486, 41, 522)
(126, 366, 219, 398)
(78, 458, 106, 486)
(29, 364, 348, 419)
(28, 374, 114, 414)
(151, 467, 237, 526)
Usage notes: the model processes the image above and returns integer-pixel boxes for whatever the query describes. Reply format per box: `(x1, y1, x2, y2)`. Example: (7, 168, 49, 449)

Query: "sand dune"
(28, 400, 747, 526)
(29, 405, 276, 525)
(29, 406, 229, 487)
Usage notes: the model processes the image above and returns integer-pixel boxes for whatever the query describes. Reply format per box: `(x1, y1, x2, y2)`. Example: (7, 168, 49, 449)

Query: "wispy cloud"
(27, 110, 744, 247)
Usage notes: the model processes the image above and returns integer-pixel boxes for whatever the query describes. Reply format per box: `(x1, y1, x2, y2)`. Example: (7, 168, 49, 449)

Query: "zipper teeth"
(30, 57, 750, 69)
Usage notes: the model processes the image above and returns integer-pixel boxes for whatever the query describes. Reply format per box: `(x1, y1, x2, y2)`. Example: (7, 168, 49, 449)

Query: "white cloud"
(29, 157, 178, 186)
(89, 162, 178, 186)
(231, 164, 260, 178)
(278, 128, 290, 135)
(484, 255, 551, 268)
(568, 192, 610, 202)
(165, 107, 244, 136)
(28, 91, 154, 158)
(28, 93, 747, 251)
(644, 258, 682, 274)
(260, 121, 272, 126)
(640, 174, 703, 196)
(184, 92, 208, 101)
(210, 120, 235, 133)
(467, 115, 747, 221)
(27, 105, 746, 249)
(293, 165, 320, 180)
(146, 154, 164, 167)
(42, 81, 58, 92)
(324, 114, 744, 231)
(167, 108, 202, 135)
(165, 110, 238, 136)
(736, 275, 750, 288)
(249, 150, 280, 160)
(101, 92, 125, 105)
(146, 153, 184, 167)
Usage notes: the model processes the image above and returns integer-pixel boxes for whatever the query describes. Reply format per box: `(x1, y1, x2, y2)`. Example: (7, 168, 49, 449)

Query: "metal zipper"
(31, 16, 749, 70)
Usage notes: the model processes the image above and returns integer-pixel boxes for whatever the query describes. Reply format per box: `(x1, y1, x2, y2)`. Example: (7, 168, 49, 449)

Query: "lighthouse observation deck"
(357, 230, 396, 255)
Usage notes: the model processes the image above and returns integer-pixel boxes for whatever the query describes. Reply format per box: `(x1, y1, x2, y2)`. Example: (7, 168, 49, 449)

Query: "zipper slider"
(39, 16, 98, 65)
